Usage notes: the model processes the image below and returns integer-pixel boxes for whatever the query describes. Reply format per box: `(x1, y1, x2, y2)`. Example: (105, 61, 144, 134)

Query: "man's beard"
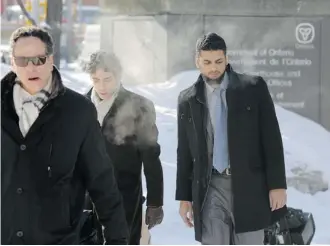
(202, 72, 226, 86)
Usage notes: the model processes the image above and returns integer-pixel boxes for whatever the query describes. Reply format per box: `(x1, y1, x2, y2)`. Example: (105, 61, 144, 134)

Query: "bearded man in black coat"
(175, 33, 288, 245)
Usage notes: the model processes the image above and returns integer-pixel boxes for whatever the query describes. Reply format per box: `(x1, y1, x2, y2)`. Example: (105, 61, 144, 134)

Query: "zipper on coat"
(48, 144, 53, 178)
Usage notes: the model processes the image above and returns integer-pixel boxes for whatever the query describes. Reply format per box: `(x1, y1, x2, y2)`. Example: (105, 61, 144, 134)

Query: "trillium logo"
(295, 23, 315, 44)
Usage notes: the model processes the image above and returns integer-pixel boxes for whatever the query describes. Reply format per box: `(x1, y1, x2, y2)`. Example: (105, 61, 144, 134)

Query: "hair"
(196, 32, 227, 56)
(84, 51, 122, 80)
(10, 26, 54, 55)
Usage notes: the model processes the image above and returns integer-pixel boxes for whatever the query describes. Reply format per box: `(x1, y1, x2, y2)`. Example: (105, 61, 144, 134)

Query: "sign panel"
(205, 17, 321, 122)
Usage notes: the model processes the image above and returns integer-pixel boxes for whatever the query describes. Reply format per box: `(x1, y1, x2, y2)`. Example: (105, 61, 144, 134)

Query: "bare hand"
(269, 189, 287, 211)
(179, 201, 194, 228)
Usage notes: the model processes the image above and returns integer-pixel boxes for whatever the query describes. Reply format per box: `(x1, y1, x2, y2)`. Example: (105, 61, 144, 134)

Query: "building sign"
(205, 17, 321, 122)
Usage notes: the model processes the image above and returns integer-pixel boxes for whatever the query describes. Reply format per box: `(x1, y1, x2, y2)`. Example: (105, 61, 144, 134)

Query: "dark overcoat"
(86, 87, 164, 244)
(175, 65, 287, 242)
(1, 68, 128, 244)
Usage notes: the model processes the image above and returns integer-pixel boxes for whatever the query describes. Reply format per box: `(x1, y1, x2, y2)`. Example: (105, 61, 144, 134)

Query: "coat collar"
(86, 85, 128, 103)
(1, 66, 66, 142)
(194, 64, 240, 105)
(86, 85, 130, 124)
(1, 66, 66, 112)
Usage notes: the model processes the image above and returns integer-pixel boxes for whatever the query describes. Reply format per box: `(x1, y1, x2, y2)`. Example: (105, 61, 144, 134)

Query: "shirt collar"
(204, 72, 229, 94)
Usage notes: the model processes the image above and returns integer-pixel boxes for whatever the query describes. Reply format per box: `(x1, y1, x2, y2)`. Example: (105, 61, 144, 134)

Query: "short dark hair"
(196, 32, 227, 55)
(10, 26, 54, 55)
(84, 51, 122, 80)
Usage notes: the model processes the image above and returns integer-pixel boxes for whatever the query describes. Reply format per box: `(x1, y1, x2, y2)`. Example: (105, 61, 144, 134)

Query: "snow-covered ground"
(1, 64, 330, 244)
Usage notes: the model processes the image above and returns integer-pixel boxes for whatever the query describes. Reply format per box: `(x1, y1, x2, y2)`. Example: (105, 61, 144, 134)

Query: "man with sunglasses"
(1, 26, 129, 244)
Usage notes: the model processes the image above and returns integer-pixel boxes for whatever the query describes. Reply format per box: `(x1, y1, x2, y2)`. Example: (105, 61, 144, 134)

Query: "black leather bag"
(79, 195, 147, 244)
(79, 209, 104, 245)
(264, 207, 316, 245)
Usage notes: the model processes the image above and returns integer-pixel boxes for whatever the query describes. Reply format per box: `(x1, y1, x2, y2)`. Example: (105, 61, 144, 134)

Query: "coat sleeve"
(175, 93, 193, 201)
(258, 77, 287, 190)
(137, 101, 164, 207)
(78, 103, 128, 245)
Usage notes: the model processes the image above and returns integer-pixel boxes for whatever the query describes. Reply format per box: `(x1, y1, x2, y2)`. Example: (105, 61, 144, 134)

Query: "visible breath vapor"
(103, 93, 158, 147)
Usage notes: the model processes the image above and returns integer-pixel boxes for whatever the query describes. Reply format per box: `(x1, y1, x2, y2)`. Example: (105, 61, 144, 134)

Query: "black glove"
(145, 206, 164, 230)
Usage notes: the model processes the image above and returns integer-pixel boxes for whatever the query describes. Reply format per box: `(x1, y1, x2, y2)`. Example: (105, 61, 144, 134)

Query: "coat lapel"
(225, 65, 246, 165)
(226, 64, 242, 112)
(192, 75, 209, 144)
(1, 78, 24, 143)
(195, 77, 214, 146)
(188, 76, 213, 168)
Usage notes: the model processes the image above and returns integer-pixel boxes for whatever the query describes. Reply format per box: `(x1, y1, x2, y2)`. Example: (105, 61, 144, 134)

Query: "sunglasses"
(14, 56, 48, 67)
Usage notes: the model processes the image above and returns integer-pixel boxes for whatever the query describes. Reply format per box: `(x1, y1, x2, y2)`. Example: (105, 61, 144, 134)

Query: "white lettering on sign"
(282, 58, 312, 66)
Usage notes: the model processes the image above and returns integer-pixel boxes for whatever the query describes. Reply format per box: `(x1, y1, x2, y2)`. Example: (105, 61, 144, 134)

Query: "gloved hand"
(145, 206, 164, 230)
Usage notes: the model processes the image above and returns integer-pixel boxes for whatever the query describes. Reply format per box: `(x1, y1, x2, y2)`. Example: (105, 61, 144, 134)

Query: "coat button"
(17, 188, 23, 194)
(247, 106, 251, 110)
(16, 231, 23, 237)
(20, 145, 26, 151)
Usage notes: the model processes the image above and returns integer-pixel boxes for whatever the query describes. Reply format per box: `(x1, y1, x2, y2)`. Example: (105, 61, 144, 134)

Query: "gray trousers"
(201, 174, 264, 245)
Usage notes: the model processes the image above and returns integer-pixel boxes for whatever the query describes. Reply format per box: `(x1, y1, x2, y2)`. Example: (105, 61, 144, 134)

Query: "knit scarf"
(13, 75, 52, 137)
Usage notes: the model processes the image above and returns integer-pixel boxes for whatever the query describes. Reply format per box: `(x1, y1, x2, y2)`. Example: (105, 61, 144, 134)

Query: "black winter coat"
(1, 68, 128, 245)
(175, 65, 287, 242)
(86, 87, 164, 244)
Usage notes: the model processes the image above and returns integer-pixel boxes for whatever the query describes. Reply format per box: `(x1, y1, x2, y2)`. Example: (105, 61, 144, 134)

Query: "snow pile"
(275, 106, 330, 194)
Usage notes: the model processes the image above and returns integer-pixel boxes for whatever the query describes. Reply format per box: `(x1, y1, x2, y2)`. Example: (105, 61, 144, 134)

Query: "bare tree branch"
(16, 0, 37, 26)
